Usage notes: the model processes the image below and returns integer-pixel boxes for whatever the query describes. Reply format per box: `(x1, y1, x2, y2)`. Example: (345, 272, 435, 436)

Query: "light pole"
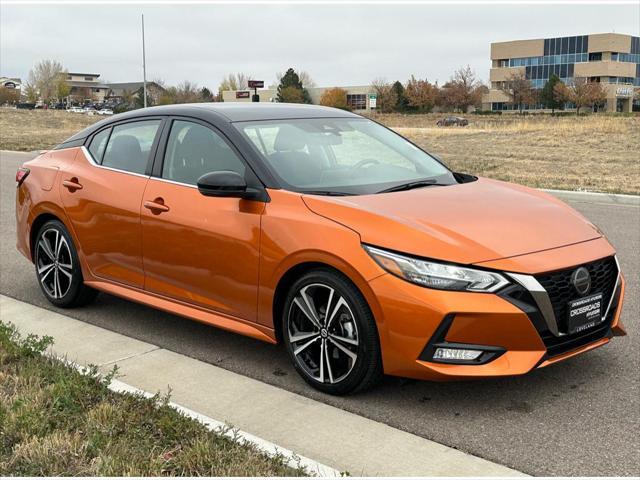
(142, 13, 147, 108)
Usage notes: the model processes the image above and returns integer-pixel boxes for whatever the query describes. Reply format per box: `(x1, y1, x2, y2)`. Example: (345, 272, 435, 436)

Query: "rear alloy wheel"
(283, 270, 382, 395)
(35, 220, 98, 308)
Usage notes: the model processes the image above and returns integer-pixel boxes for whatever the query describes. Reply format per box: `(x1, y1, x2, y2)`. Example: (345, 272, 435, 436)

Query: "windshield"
(234, 118, 456, 195)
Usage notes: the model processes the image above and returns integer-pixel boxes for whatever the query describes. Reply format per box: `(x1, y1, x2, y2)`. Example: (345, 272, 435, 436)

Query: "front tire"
(282, 269, 383, 395)
(34, 220, 98, 308)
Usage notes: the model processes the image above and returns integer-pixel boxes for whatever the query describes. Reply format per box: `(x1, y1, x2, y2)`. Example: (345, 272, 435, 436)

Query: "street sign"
(248, 80, 264, 89)
(236, 91, 250, 99)
(368, 93, 377, 109)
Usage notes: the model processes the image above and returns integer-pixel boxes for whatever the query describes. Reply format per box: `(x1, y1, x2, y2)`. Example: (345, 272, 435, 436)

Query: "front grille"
(535, 256, 618, 333)
(499, 256, 620, 359)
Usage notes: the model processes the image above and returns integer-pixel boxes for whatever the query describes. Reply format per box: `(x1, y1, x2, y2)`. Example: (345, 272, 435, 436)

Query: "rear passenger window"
(88, 128, 110, 163)
(162, 120, 245, 185)
(102, 120, 161, 175)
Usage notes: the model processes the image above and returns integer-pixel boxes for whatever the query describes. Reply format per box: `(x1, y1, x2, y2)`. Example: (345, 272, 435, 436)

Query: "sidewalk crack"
(100, 346, 160, 367)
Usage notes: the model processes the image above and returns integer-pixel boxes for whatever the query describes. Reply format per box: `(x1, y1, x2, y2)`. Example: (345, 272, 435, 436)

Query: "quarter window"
(102, 120, 161, 175)
(162, 120, 245, 185)
(87, 128, 111, 163)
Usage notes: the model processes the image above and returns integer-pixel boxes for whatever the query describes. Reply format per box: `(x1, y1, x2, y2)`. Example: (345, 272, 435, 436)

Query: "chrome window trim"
(149, 176, 198, 190)
(80, 146, 150, 179)
(506, 255, 621, 338)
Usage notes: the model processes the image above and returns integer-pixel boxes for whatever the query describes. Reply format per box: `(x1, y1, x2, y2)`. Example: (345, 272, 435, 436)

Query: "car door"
(140, 118, 265, 322)
(60, 118, 163, 288)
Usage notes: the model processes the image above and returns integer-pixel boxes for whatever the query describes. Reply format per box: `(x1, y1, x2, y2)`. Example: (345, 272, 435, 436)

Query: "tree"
(55, 72, 71, 103)
(134, 86, 154, 109)
(274, 70, 315, 89)
(404, 76, 438, 113)
(371, 78, 397, 113)
(319, 87, 350, 110)
(439, 65, 485, 113)
(539, 74, 563, 112)
(277, 86, 306, 104)
(23, 82, 39, 103)
(553, 77, 607, 115)
(0, 87, 20, 105)
(200, 87, 213, 102)
(391, 81, 408, 112)
(28, 59, 65, 103)
(218, 73, 251, 98)
(498, 72, 535, 113)
(276, 68, 311, 103)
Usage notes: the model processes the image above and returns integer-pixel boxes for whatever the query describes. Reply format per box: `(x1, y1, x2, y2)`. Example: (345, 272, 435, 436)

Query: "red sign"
(248, 80, 264, 88)
(236, 91, 250, 99)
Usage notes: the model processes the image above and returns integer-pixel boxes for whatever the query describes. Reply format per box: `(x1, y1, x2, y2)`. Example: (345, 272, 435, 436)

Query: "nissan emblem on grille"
(571, 267, 591, 295)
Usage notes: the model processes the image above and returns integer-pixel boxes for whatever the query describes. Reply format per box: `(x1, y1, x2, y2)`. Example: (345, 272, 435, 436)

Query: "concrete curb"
(542, 188, 640, 206)
(1, 294, 526, 477)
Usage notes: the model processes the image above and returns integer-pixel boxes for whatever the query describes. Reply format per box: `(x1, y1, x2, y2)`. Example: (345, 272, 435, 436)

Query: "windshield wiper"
(300, 190, 353, 196)
(376, 179, 447, 194)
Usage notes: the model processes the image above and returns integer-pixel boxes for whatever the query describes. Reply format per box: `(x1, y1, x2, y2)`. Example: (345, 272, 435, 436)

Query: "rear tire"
(34, 220, 98, 308)
(282, 268, 383, 395)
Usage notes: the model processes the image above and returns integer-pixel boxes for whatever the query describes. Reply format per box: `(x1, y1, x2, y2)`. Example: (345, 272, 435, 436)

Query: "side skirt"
(84, 280, 277, 344)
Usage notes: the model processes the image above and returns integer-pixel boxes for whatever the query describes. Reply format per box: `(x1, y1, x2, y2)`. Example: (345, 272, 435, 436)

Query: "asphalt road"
(1, 150, 638, 476)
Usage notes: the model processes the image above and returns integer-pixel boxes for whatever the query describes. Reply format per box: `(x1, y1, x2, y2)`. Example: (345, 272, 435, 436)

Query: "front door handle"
(144, 198, 170, 213)
(62, 178, 83, 191)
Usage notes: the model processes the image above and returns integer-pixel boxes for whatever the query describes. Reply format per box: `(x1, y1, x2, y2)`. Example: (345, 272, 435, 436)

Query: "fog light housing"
(433, 347, 483, 361)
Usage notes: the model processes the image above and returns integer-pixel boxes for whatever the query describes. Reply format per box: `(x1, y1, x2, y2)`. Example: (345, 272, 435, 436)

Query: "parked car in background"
(15, 103, 626, 395)
(96, 108, 114, 116)
(67, 106, 85, 113)
(436, 116, 469, 127)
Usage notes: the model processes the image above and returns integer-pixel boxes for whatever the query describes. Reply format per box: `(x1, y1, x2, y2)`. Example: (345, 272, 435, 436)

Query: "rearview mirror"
(197, 171, 249, 198)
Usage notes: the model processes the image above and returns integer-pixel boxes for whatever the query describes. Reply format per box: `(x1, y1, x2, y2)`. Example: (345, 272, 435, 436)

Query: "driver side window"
(162, 120, 245, 185)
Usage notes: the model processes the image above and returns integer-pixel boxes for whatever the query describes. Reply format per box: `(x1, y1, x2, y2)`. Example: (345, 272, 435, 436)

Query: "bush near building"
(319, 87, 350, 110)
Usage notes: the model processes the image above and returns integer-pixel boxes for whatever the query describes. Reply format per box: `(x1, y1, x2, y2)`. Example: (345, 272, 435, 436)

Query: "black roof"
(61, 103, 360, 145)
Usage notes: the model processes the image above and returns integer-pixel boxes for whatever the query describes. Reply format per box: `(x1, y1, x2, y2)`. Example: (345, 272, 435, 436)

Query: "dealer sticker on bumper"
(567, 292, 603, 335)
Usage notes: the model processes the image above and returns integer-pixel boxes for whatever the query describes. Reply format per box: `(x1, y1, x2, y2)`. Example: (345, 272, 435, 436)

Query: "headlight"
(364, 245, 509, 293)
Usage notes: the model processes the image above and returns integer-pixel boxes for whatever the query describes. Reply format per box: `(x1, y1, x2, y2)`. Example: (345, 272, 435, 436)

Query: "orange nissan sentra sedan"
(16, 103, 626, 394)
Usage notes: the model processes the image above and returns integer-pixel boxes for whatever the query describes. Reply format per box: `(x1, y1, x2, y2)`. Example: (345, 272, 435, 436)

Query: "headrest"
(273, 125, 306, 152)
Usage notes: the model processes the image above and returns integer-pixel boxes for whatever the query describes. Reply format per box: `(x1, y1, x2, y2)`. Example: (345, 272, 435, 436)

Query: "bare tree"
(439, 65, 485, 113)
(28, 59, 65, 103)
(404, 75, 438, 112)
(371, 78, 398, 113)
(218, 73, 252, 95)
(554, 77, 607, 115)
(498, 72, 536, 113)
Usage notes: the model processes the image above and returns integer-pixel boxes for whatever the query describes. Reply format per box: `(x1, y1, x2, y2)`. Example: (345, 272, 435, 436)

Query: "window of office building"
(346, 94, 367, 110)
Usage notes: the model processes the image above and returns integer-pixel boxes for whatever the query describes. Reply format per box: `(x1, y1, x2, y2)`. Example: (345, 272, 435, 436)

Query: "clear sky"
(1, 1, 639, 90)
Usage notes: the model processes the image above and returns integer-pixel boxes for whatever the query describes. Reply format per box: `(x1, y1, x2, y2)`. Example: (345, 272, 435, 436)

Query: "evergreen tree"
(540, 74, 563, 112)
(391, 80, 408, 112)
(276, 68, 311, 104)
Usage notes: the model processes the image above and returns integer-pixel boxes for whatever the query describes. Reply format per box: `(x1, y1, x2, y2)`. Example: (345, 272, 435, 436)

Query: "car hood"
(302, 177, 601, 265)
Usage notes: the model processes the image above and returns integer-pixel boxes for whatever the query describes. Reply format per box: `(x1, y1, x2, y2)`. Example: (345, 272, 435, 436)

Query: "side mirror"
(197, 171, 247, 197)
(197, 170, 265, 201)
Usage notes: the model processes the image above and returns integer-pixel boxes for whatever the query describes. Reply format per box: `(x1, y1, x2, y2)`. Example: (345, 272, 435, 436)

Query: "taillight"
(16, 167, 30, 187)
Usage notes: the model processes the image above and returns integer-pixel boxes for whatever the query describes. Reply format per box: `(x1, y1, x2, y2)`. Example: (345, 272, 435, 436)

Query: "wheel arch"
(29, 210, 68, 261)
(271, 259, 383, 344)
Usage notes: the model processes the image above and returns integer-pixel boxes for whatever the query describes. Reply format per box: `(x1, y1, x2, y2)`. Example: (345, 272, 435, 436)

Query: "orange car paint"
(16, 145, 626, 382)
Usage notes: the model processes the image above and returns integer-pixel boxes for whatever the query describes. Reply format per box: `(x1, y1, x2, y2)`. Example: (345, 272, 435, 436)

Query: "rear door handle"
(62, 178, 83, 191)
(144, 198, 170, 213)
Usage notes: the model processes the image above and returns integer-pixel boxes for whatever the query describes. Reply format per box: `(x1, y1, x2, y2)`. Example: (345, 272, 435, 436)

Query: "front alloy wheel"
(283, 270, 382, 395)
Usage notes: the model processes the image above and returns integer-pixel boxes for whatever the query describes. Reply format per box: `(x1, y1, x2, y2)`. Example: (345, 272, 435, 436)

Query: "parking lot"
(1, 150, 638, 476)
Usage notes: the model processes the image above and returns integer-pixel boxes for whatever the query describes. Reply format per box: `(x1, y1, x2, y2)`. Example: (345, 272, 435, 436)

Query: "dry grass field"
(371, 113, 640, 195)
(1, 108, 638, 194)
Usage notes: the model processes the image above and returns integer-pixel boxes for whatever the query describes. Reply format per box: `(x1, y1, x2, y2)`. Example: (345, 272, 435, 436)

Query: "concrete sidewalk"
(1, 294, 525, 477)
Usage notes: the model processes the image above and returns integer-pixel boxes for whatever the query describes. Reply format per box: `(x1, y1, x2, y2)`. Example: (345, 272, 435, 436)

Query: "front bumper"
(369, 256, 626, 381)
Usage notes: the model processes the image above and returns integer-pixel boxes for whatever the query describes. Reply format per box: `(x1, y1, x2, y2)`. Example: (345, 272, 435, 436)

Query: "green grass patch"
(0, 321, 308, 476)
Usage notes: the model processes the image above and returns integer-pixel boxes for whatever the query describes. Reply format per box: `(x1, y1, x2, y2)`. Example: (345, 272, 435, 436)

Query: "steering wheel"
(352, 158, 380, 169)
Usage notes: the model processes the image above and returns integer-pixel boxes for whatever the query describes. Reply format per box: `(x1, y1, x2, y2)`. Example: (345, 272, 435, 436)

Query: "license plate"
(567, 292, 603, 334)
